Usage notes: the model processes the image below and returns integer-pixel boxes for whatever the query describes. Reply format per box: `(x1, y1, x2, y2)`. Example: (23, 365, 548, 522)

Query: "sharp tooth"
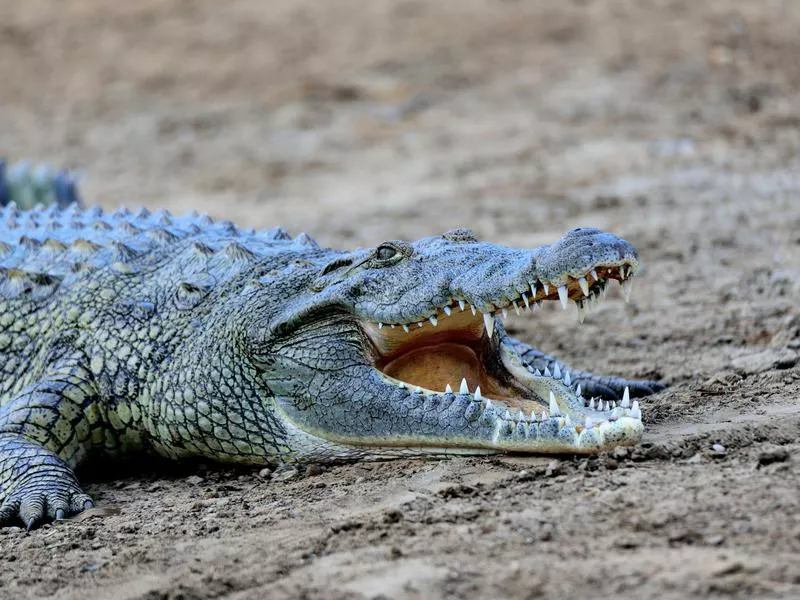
(534, 369, 542, 377)
(445, 384, 453, 393)
(585, 417, 594, 429)
(564, 414, 572, 427)
(458, 299, 466, 311)
(621, 387, 630, 408)
(530, 282, 537, 298)
(442, 306, 451, 316)
(516, 410, 525, 422)
(530, 410, 537, 422)
(521, 293, 530, 309)
(402, 324, 410, 333)
(459, 378, 469, 395)
(512, 300, 521, 316)
(485, 398, 493, 410)
(541, 409, 549, 421)
(543, 365, 551, 377)
(577, 302, 586, 324)
(564, 369, 571, 386)
(503, 409, 512, 421)
(418, 321, 424, 328)
(630, 400, 641, 420)
(589, 398, 596, 410)
(474, 386, 482, 400)
(553, 363, 562, 379)
(501, 308, 508, 319)
(415, 386, 422, 393)
(483, 312, 495, 337)
(604, 401, 611, 412)
(557, 285, 569, 310)
(621, 278, 633, 303)
(576, 383, 582, 397)
(378, 322, 384, 329)
(549, 391, 561, 416)
(429, 315, 438, 327)
(612, 400, 617, 409)
(591, 269, 599, 281)
(390, 324, 396, 329)
(470, 304, 477, 315)
(578, 277, 590, 297)
(542, 282, 550, 295)
(398, 381, 406, 389)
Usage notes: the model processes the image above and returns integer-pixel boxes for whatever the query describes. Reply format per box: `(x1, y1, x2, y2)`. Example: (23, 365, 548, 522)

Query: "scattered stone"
(612, 446, 630, 460)
(545, 460, 563, 477)
(258, 467, 273, 479)
(186, 475, 204, 485)
(271, 467, 299, 482)
(304, 463, 325, 476)
(604, 458, 619, 470)
(710, 443, 727, 458)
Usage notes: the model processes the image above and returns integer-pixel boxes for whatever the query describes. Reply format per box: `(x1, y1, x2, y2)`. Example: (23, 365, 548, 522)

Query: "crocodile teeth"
(402, 324, 410, 333)
(501, 308, 509, 319)
(474, 386, 482, 400)
(542, 281, 550, 295)
(516, 410, 525, 422)
(591, 269, 599, 281)
(442, 306, 451, 316)
(415, 386, 422, 393)
(445, 384, 453, 393)
(621, 387, 631, 408)
(548, 391, 561, 416)
(513, 301, 521, 316)
(589, 398, 596, 410)
(543, 365, 551, 377)
(459, 378, 469, 395)
(576, 383, 582, 398)
(483, 312, 495, 337)
(564, 369, 571, 386)
(503, 409, 512, 421)
(577, 302, 586, 324)
(470, 304, 477, 316)
(553, 363, 561, 379)
(429, 315, 438, 327)
(458, 299, 466, 311)
(630, 400, 641, 420)
(418, 321, 424, 328)
(578, 277, 590, 297)
(521, 293, 530, 309)
(530, 282, 537, 298)
(557, 285, 569, 310)
(584, 417, 594, 429)
(541, 409, 549, 421)
(604, 401, 611, 411)
(534, 369, 542, 377)
(621, 278, 633, 303)
(378, 322, 384, 329)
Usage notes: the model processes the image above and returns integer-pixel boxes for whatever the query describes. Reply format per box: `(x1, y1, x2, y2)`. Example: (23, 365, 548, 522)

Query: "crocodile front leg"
(0, 357, 103, 529)
(506, 337, 666, 401)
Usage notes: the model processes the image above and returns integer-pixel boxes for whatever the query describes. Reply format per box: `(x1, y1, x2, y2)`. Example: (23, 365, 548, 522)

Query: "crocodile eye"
(375, 245, 398, 261)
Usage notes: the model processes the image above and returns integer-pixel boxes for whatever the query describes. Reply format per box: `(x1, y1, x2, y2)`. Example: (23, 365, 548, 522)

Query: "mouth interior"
(370, 309, 523, 401)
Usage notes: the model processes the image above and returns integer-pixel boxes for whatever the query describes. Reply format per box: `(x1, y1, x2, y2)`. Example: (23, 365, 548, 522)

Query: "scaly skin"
(0, 163, 663, 529)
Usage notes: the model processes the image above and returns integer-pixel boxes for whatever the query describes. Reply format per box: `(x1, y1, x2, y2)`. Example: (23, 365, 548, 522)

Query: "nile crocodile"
(0, 163, 663, 529)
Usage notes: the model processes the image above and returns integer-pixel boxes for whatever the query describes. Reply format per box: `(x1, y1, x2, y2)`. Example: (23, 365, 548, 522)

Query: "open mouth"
(363, 261, 640, 430)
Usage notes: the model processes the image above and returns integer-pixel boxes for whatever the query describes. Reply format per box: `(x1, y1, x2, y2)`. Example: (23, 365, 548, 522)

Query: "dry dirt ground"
(1, 1, 799, 598)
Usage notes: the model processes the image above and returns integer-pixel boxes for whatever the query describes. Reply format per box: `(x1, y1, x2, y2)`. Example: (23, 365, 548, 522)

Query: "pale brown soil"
(1, 1, 799, 598)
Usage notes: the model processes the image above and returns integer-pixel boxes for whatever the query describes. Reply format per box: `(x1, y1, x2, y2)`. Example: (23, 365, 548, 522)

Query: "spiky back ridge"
(0, 203, 323, 303)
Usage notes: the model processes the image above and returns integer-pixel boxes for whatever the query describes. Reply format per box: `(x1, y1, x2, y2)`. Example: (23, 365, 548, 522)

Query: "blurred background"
(2, 0, 798, 249)
(3, 3, 800, 598)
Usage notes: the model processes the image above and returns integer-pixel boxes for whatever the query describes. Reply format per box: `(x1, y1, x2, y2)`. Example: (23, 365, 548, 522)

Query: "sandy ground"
(1, 0, 799, 598)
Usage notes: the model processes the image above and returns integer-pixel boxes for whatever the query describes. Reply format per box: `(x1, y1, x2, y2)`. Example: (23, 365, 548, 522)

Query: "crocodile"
(0, 164, 664, 529)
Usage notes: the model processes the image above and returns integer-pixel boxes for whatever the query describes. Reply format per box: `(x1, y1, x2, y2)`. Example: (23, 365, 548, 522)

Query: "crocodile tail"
(0, 159, 83, 210)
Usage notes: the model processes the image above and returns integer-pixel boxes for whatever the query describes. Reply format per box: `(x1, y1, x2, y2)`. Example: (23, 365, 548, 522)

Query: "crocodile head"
(256, 227, 644, 461)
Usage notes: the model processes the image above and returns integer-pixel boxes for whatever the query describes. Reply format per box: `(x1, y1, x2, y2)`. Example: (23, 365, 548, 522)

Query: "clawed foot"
(0, 474, 94, 530)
